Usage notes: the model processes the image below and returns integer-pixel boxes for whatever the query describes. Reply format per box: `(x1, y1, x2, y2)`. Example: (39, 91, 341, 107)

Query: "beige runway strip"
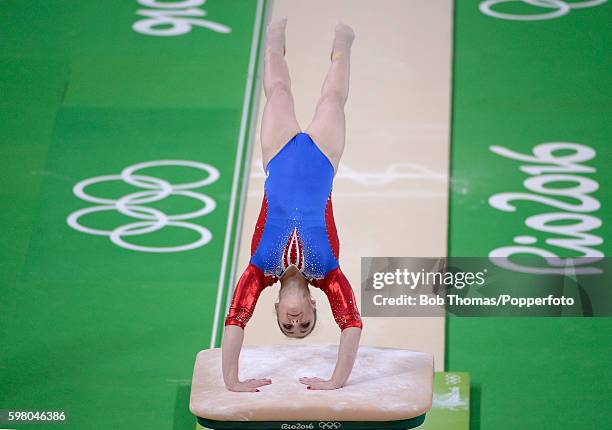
(234, 0, 453, 371)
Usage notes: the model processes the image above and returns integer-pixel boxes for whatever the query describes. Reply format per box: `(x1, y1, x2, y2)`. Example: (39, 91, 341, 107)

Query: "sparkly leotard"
(224, 132, 362, 331)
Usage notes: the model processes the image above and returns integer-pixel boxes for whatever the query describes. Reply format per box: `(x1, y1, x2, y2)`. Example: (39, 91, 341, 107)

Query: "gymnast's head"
(275, 266, 317, 338)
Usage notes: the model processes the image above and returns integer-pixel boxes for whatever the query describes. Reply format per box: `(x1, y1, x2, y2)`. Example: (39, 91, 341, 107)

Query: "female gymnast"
(222, 17, 361, 392)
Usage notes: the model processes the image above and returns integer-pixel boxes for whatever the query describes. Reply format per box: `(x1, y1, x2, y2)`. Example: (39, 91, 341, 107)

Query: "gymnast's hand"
(299, 327, 362, 390)
(299, 376, 340, 390)
(222, 325, 272, 392)
(227, 378, 272, 392)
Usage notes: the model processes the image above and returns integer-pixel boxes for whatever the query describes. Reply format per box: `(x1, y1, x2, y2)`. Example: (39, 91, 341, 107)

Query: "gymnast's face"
(275, 293, 317, 338)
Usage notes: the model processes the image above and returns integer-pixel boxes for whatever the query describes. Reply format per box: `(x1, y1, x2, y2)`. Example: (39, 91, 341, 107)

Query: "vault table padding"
(189, 344, 434, 423)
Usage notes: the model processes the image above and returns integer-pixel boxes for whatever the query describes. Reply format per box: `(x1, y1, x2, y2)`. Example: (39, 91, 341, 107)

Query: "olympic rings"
(479, 0, 607, 21)
(67, 160, 220, 253)
(318, 422, 342, 429)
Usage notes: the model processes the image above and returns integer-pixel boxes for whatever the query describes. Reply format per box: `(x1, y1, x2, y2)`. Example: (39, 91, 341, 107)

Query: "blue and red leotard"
(224, 132, 362, 331)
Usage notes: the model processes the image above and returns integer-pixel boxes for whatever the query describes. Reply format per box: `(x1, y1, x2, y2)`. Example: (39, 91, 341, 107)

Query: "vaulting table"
(190, 344, 434, 429)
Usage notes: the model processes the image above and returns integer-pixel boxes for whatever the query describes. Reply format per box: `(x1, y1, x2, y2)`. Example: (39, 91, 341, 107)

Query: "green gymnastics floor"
(447, 1, 611, 429)
(1, 1, 611, 430)
(1, 0, 268, 428)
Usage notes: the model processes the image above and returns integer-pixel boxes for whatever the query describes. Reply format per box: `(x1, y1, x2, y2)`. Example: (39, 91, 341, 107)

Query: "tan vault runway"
(232, 0, 453, 371)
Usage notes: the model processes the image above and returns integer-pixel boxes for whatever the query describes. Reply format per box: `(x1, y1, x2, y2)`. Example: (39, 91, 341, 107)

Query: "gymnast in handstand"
(222, 17, 361, 392)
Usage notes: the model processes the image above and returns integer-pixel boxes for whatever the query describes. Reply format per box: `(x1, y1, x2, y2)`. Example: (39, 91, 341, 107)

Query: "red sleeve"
(311, 267, 363, 330)
(224, 264, 276, 329)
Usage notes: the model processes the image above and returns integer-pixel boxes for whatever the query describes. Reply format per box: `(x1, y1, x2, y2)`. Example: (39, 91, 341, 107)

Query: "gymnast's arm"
(221, 264, 272, 392)
(301, 268, 363, 390)
(330, 326, 361, 388)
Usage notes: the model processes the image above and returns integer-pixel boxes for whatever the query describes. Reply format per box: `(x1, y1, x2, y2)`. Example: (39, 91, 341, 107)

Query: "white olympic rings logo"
(445, 373, 462, 386)
(67, 160, 220, 253)
(318, 422, 341, 429)
(480, 0, 607, 20)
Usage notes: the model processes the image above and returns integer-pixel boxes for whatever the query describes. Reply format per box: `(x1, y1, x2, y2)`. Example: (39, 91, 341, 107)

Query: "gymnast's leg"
(305, 21, 355, 173)
(261, 17, 302, 170)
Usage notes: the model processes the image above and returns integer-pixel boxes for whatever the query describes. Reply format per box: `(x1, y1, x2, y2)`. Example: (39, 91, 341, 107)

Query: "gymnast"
(222, 17, 361, 392)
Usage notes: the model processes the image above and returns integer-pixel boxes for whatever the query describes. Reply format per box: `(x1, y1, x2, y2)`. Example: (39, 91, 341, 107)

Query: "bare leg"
(261, 17, 301, 170)
(305, 21, 355, 174)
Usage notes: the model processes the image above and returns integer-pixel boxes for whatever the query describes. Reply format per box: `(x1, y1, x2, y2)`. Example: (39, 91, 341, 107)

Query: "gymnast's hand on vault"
(298, 328, 361, 390)
(227, 378, 272, 392)
(299, 377, 340, 390)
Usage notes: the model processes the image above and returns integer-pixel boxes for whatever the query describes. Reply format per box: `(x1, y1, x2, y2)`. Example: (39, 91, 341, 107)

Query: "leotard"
(224, 132, 362, 331)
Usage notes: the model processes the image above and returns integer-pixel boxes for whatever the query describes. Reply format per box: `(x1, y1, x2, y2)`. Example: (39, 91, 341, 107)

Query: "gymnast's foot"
(265, 16, 287, 56)
(331, 20, 355, 61)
